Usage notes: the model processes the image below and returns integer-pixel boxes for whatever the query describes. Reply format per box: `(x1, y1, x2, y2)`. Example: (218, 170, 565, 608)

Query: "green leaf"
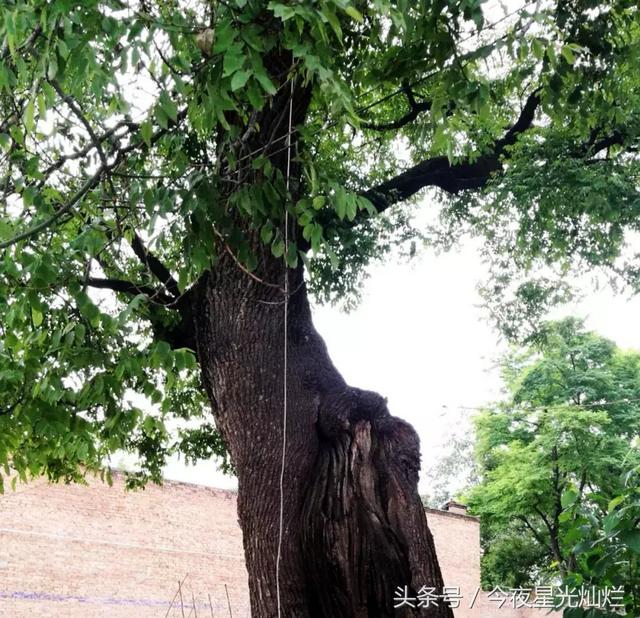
(254, 71, 277, 95)
(334, 185, 348, 220)
(271, 237, 285, 257)
(231, 70, 252, 91)
(286, 241, 298, 267)
(24, 100, 35, 132)
(223, 51, 245, 77)
(620, 530, 640, 554)
(57, 39, 70, 59)
(31, 307, 43, 327)
(213, 22, 236, 54)
(310, 224, 323, 250)
(325, 245, 339, 271)
(159, 91, 178, 122)
(155, 105, 169, 129)
(603, 511, 622, 534)
(269, 3, 296, 21)
(140, 120, 153, 147)
(344, 6, 363, 22)
(142, 416, 156, 436)
(608, 495, 626, 512)
(358, 196, 377, 216)
(531, 38, 545, 60)
(561, 487, 579, 509)
(321, 7, 342, 40)
(345, 195, 357, 221)
(47, 57, 58, 80)
(260, 223, 274, 244)
(561, 45, 576, 65)
(246, 78, 264, 108)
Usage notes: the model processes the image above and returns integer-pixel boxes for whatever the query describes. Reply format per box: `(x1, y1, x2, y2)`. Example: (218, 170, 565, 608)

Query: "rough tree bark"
(192, 249, 453, 617)
(153, 75, 544, 618)
(169, 56, 459, 615)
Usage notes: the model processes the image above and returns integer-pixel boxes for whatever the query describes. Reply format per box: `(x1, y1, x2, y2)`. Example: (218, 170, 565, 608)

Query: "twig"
(50, 79, 108, 168)
(179, 580, 186, 618)
(130, 232, 180, 298)
(224, 584, 233, 618)
(0, 109, 187, 250)
(165, 573, 189, 618)
(0, 166, 104, 250)
(0, 25, 42, 62)
(212, 226, 283, 291)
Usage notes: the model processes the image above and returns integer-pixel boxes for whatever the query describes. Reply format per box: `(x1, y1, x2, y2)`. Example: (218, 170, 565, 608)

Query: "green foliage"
(560, 465, 640, 617)
(480, 530, 548, 590)
(466, 318, 640, 589)
(1, 0, 640, 487)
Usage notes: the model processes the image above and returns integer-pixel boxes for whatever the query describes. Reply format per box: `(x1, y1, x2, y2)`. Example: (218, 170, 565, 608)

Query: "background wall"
(0, 473, 250, 617)
(0, 473, 554, 617)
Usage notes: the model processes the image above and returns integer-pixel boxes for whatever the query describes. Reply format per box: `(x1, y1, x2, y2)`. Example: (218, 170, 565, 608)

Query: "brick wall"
(0, 474, 555, 617)
(425, 507, 482, 615)
(0, 473, 249, 617)
(426, 508, 560, 618)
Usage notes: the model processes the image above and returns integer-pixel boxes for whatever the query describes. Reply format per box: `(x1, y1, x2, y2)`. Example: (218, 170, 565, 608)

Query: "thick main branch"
(130, 232, 181, 298)
(86, 276, 174, 304)
(362, 91, 541, 212)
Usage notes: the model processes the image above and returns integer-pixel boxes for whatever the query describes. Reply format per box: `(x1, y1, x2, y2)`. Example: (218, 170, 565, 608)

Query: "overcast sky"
(161, 199, 640, 495)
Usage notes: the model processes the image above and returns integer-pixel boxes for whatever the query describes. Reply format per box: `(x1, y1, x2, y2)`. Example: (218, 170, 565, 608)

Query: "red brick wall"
(425, 507, 483, 616)
(0, 473, 553, 617)
(0, 473, 250, 617)
(426, 508, 560, 618)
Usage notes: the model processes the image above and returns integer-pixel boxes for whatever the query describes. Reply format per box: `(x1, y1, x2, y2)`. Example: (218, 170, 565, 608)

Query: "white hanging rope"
(276, 78, 294, 618)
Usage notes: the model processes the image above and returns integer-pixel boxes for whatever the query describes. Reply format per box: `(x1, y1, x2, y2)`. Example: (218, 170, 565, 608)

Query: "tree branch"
(516, 515, 551, 553)
(0, 166, 105, 250)
(361, 85, 435, 132)
(49, 79, 108, 168)
(0, 109, 187, 250)
(130, 233, 181, 298)
(87, 277, 197, 351)
(0, 25, 42, 62)
(86, 276, 174, 304)
(38, 119, 138, 185)
(532, 504, 554, 536)
(585, 130, 625, 157)
(362, 91, 541, 212)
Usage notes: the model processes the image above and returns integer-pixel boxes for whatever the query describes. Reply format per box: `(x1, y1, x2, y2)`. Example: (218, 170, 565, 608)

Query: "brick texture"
(0, 474, 557, 617)
(425, 508, 560, 618)
(0, 473, 249, 617)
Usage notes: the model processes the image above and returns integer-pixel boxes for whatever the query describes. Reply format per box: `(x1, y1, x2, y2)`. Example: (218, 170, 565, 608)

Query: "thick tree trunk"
(192, 249, 454, 617)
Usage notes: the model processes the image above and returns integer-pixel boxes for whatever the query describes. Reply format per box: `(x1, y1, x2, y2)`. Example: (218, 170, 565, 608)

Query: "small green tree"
(467, 318, 640, 587)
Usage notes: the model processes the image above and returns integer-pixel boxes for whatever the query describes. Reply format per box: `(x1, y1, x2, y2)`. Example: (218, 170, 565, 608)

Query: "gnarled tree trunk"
(192, 248, 454, 617)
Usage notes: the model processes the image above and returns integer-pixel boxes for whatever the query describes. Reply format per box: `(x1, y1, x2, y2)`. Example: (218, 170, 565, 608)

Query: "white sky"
(161, 193, 640, 495)
(152, 0, 640, 496)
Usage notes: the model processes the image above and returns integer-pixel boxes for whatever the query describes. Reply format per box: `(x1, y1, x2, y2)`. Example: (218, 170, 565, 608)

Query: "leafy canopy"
(1, 1, 640, 486)
(561, 464, 640, 618)
(466, 318, 640, 588)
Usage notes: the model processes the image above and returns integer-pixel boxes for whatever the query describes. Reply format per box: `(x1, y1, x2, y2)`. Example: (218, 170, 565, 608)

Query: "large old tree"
(1, 0, 640, 615)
